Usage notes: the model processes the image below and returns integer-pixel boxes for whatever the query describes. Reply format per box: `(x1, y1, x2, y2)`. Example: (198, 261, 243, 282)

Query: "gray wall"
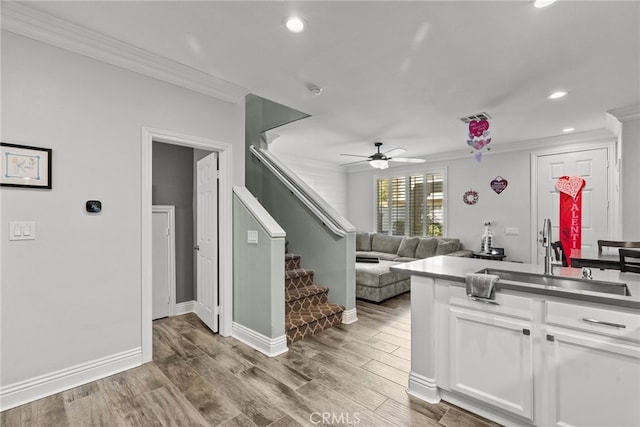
(153, 142, 195, 303)
(233, 194, 285, 338)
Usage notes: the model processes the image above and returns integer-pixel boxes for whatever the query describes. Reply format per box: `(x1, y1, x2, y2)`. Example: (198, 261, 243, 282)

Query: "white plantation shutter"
(376, 170, 445, 237)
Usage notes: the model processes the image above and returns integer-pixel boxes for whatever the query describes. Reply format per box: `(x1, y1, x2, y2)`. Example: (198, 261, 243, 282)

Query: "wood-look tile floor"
(1, 293, 500, 427)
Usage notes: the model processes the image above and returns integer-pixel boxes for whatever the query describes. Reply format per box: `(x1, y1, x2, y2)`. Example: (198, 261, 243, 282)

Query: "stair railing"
(249, 145, 355, 238)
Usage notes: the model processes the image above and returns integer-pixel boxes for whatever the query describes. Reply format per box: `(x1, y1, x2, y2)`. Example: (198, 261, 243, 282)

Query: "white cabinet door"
(449, 307, 534, 420)
(545, 328, 640, 427)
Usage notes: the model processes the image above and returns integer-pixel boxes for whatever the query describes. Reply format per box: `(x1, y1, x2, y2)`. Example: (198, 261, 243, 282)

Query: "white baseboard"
(407, 371, 441, 404)
(174, 300, 195, 315)
(232, 322, 288, 357)
(0, 348, 141, 411)
(342, 307, 358, 324)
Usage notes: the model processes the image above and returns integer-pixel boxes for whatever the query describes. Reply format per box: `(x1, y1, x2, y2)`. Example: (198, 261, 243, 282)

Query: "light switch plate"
(505, 227, 520, 236)
(9, 222, 36, 241)
(247, 230, 258, 244)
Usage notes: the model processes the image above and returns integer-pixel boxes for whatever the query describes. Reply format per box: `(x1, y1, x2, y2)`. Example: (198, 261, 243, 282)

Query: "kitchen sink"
(476, 268, 631, 296)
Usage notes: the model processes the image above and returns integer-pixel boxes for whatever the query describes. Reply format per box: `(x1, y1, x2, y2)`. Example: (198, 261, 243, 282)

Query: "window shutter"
(426, 172, 444, 237)
(376, 178, 389, 233)
(409, 175, 424, 236)
(390, 177, 406, 235)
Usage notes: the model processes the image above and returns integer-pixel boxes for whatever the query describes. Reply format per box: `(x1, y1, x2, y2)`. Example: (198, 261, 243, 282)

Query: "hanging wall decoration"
(463, 189, 479, 205)
(490, 176, 508, 194)
(555, 175, 586, 267)
(466, 119, 491, 162)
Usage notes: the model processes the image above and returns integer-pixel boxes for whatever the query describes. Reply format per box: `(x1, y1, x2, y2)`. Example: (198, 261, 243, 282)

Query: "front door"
(535, 147, 609, 264)
(195, 152, 218, 332)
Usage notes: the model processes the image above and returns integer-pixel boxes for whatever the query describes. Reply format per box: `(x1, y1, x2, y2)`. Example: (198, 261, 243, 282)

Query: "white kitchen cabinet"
(544, 301, 640, 427)
(449, 304, 534, 420)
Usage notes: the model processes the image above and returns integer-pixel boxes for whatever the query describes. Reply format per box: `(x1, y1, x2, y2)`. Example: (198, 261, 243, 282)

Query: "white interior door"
(152, 206, 175, 320)
(536, 148, 609, 264)
(196, 152, 218, 332)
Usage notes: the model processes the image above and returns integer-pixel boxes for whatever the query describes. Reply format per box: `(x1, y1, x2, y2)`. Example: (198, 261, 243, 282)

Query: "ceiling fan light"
(370, 159, 388, 169)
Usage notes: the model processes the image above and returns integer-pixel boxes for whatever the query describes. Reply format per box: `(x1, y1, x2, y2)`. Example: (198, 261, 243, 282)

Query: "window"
(375, 170, 444, 237)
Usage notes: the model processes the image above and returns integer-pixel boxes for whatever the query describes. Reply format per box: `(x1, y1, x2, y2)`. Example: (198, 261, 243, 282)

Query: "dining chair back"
(619, 249, 640, 274)
(597, 240, 640, 254)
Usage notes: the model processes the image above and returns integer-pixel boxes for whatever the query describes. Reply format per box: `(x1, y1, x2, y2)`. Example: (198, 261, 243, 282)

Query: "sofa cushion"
(397, 237, 420, 258)
(356, 251, 398, 261)
(436, 240, 459, 255)
(355, 260, 410, 287)
(438, 238, 461, 251)
(393, 256, 419, 262)
(415, 237, 438, 259)
(356, 232, 372, 251)
(371, 234, 404, 254)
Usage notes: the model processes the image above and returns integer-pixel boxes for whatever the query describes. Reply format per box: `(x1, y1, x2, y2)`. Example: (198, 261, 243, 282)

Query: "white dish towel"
(465, 273, 500, 300)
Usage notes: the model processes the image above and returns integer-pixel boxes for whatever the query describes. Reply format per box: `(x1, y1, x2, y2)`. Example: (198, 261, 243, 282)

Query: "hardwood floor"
(1, 293, 500, 426)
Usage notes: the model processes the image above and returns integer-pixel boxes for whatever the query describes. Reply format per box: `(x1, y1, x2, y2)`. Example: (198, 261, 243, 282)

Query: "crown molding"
(607, 104, 640, 122)
(1, 2, 247, 103)
(346, 128, 616, 174)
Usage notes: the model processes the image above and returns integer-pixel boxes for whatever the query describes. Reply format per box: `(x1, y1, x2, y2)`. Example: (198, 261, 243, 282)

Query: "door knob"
(194, 245, 200, 251)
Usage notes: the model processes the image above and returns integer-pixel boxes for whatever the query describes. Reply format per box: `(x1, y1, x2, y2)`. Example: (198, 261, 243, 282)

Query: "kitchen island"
(391, 256, 640, 427)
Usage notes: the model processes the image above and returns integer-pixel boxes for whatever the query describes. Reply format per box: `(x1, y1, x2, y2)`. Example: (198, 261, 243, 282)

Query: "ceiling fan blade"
(340, 159, 369, 166)
(383, 147, 407, 157)
(340, 154, 370, 158)
(388, 157, 426, 163)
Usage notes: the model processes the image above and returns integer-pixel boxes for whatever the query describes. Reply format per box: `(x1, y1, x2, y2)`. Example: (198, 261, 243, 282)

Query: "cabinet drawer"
(545, 300, 640, 341)
(449, 285, 533, 320)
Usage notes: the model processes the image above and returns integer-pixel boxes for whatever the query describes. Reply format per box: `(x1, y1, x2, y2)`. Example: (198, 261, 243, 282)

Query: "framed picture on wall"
(1, 143, 52, 189)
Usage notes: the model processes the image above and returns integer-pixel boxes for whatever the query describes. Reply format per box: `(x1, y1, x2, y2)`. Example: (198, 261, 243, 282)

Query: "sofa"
(355, 232, 472, 302)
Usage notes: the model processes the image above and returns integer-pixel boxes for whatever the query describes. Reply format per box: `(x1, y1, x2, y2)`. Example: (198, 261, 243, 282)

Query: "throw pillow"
(397, 237, 420, 258)
(415, 238, 438, 258)
(356, 232, 371, 251)
(436, 240, 458, 255)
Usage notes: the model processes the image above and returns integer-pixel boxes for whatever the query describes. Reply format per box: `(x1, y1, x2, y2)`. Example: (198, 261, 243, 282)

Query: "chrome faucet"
(541, 218, 553, 275)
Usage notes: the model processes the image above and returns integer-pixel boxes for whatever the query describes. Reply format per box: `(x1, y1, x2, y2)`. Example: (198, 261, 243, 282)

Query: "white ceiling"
(24, 1, 640, 166)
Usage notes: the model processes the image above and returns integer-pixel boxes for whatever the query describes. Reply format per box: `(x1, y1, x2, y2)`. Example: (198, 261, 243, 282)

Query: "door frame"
(529, 139, 618, 264)
(141, 127, 233, 363)
(152, 205, 176, 318)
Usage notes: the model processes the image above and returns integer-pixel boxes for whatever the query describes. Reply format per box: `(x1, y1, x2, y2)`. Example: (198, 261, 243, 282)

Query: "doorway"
(141, 127, 233, 363)
(532, 144, 615, 264)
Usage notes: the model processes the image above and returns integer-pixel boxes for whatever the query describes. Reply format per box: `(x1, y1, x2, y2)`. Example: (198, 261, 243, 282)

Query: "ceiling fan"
(340, 142, 426, 169)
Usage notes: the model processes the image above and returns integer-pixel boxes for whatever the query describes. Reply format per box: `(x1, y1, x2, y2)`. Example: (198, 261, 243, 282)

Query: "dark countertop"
(390, 255, 640, 309)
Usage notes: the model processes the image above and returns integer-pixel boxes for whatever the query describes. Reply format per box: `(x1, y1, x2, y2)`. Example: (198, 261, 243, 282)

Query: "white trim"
(341, 307, 358, 324)
(407, 371, 441, 404)
(233, 186, 286, 238)
(0, 348, 141, 411)
(348, 128, 615, 175)
(529, 139, 618, 264)
(152, 205, 177, 317)
(1, 2, 246, 104)
(232, 322, 289, 357)
(142, 127, 234, 364)
(175, 300, 196, 315)
(250, 146, 356, 236)
(608, 104, 640, 122)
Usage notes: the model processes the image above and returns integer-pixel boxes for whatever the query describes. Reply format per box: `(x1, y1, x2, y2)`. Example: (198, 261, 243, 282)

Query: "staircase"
(285, 254, 344, 344)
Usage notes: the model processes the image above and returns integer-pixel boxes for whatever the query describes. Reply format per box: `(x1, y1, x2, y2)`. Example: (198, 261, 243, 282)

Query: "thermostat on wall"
(86, 200, 102, 213)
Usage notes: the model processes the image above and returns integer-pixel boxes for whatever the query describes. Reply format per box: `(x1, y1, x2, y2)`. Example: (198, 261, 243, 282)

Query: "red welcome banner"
(555, 176, 586, 267)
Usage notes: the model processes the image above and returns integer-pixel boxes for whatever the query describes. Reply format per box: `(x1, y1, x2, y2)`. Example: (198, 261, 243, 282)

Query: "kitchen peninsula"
(392, 256, 640, 427)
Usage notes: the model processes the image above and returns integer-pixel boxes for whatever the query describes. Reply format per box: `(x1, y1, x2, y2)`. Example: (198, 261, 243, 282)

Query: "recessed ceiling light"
(285, 16, 304, 33)
(548, 91, 568, 100)
(562, 128, 575, 133)
(534, 0, 557, 8)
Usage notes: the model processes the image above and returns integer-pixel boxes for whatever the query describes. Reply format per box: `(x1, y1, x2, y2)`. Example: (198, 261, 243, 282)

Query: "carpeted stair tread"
(285, 285, 329, 303)
(285, 268, 315, 289)
(285, 303, 344, 329)
(285, 254, 301, 270)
